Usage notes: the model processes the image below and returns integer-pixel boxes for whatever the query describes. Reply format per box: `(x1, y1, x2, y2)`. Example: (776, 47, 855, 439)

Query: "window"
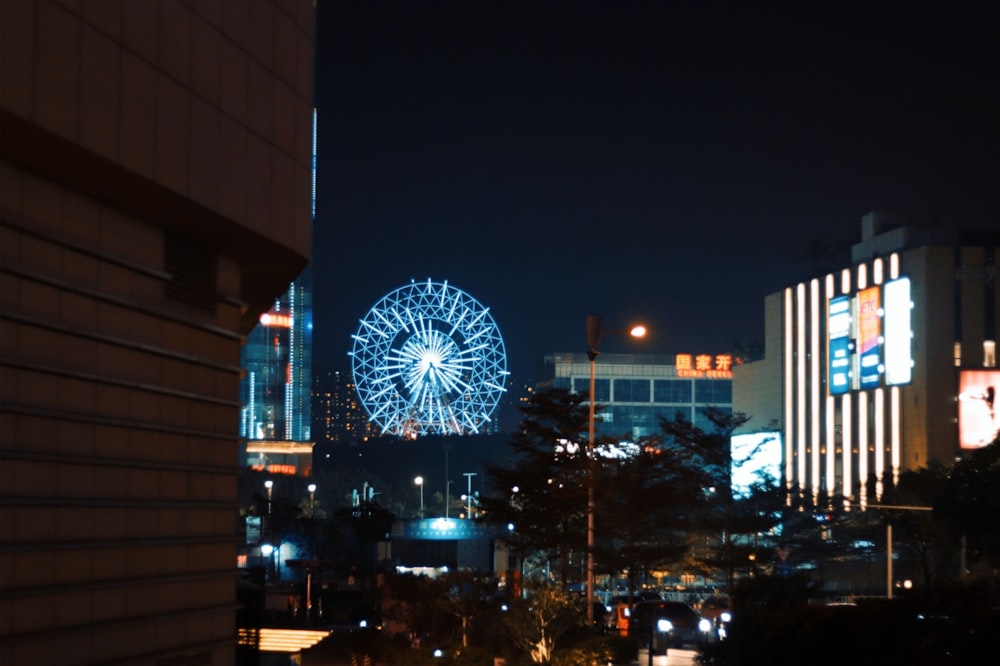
(654, 380, 691, 403)
(613, 379, 651, 403)
(695, 380, 732, 404)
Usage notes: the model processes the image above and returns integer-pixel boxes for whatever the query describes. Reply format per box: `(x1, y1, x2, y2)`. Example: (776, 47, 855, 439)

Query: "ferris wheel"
(349, 278, 509, 437)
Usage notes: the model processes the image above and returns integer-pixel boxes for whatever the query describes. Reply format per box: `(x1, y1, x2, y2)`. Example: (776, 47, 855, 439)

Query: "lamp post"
(307, 483, 317, 518)
(264, 479, 274, 542)
(585, 314, 646, 624)
(463, 472, 477, 519)
(415, 476, 424, 518)
(868, 503, 932, 598)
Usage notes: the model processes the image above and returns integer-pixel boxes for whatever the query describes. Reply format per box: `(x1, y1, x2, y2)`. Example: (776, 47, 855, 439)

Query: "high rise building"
(0, 2, 314, 663)
(313, 368, 375, 445)
(734, 212, 999, 507)
(241, 266, 314, 476)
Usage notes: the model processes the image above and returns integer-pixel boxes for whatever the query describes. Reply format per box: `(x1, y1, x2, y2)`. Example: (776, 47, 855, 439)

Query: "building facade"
(0, 2, 314, 664)
(241, 266, 314, 476)
(541, 352, 735, 439)
(735, 213, 999, 508)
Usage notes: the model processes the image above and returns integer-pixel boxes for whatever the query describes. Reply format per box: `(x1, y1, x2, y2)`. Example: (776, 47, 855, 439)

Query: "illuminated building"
(541, 352, 735, 439)
(313, 369, 376, 444)
(0, 2, 313, 664)
(240, 267, 314, 476)
(735, 212, 999, 508)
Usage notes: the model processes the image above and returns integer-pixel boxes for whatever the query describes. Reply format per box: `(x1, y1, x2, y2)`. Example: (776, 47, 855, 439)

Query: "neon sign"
(259, 313, 293, 328)
(675, 354, 734, 378)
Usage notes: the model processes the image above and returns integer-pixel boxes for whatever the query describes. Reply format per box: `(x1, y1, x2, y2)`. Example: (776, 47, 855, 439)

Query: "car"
(604, 592, 664, 635)
(698, 595, 733, 639)
(628, 600, 714, 653)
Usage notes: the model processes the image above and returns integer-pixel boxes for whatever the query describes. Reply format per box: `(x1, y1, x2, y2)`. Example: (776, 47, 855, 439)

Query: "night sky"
(311, 0, 1000, 384)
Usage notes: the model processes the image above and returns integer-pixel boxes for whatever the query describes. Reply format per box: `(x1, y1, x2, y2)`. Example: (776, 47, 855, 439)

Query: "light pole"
(868, 503, 932, 598)
(307, 483, 317, 517)
(415, 476, 424, 518)
(463, 472, 477, 519)
(585, 314, 646, 624)
(264, 479, 274, 541)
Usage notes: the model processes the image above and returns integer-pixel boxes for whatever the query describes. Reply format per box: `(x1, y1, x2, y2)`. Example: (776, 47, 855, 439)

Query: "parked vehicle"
(698, 595, 732, 639)
(628, 600, 714, 653)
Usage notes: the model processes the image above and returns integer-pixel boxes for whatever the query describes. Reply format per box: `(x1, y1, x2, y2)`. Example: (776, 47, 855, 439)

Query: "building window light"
(954, 342, 962, 367)
(985, 341, 996, 368)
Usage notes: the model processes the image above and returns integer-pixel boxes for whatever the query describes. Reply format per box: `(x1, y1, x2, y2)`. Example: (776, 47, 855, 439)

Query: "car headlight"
(698, 618, 713, 633)
(656, 619, 673, 633)
(720, 611, 732, 623)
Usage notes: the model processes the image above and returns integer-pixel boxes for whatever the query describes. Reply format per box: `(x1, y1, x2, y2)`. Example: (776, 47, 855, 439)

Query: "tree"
(481, 388, 592, 590)
(936, 438, 1000, 574)
(593, 439, 702, 603)
(654, 408, 754, 594)
(503, 584, 583, 663)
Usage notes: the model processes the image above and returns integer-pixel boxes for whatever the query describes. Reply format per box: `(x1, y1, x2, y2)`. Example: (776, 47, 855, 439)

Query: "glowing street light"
(585, 314, 646, 624)
(307, 483, 317, 518)
(414, 476, 424, 518)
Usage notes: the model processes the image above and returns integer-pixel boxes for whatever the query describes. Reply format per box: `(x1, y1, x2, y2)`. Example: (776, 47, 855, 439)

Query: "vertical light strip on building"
(797, 283, 807, 491)
(825, 274, 837, 494)
(891, 386, 901, 485)
(873, 257, 883, 286)
(287, 290, 296, 440)
(784, 288, 795, 490)
(889, 252, 899, 280)
(874, 388, 885, 500)
(858, 391, 869, 507)
(841, 394, 852, 504)
(810, 279, 821, 500)
(826, 394, 836, 495)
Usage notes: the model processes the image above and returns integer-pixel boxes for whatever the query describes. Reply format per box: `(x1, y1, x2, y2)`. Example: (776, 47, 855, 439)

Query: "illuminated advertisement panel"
(883, 277, 913, 385)
(958, 370, 1000, 449)
(828, 296, 851, 395)
(856, 286, 881, 389)
(731, 432, 782, 498)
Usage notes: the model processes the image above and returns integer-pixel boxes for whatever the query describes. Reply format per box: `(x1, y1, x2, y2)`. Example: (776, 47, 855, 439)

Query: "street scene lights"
(307, 483, 317, 518)
(585, 314, 646, 624)
(414, 476, 424, 518)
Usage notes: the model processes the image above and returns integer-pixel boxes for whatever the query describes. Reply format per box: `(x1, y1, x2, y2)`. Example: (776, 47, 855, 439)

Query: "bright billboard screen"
(731, 432, 782, 498)
(883, 277, 913, 385)
(828, 295, 851, 395)
(856, 286, 881, 389)
(958, 370, 1000, 449)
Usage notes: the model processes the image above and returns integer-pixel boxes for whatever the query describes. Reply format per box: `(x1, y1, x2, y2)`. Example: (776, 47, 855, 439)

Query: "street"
(635, 648, 699, 666)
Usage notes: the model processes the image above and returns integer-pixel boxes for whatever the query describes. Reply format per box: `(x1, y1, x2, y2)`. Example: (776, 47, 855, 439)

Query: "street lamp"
(414, 476, 424, 518)
(585, 314, 646, 624)
(463, 472, 477, 519)
(307, 483, 317, 518)
(264, 479, 274, 541)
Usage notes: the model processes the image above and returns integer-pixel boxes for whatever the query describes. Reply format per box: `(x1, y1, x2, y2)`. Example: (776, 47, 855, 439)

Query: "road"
(634, 648, 699, 665)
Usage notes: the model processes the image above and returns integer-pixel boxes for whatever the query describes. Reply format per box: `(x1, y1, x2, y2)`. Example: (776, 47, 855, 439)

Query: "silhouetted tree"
(481, 388, 591, 590)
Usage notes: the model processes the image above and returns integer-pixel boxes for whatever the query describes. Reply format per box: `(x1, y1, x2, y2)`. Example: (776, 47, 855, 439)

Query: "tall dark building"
(0, 2, 314, 663)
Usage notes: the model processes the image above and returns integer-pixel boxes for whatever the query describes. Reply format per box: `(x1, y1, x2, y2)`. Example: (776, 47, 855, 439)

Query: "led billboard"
(828, 295, 851, 395)
(731, 431, 782, 498)
(958, 370, 1000, 449)
(883, 277, 913, 385)
(856, 286, 881, 390)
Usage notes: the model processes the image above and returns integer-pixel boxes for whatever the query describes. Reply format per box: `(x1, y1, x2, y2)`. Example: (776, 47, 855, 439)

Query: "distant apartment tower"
(541, 352, 735, 439)
(0, 2, 314, 664)
(735, 212, 999, 508)
(240, 266, 314, 475)
(314, 368, 375, 444)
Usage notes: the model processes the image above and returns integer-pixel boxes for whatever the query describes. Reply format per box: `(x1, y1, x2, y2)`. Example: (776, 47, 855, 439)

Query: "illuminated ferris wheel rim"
(349, 278, 509, 437)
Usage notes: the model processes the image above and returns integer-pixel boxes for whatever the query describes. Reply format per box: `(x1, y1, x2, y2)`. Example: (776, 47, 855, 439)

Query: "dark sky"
(312, 0, 1000, 383)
